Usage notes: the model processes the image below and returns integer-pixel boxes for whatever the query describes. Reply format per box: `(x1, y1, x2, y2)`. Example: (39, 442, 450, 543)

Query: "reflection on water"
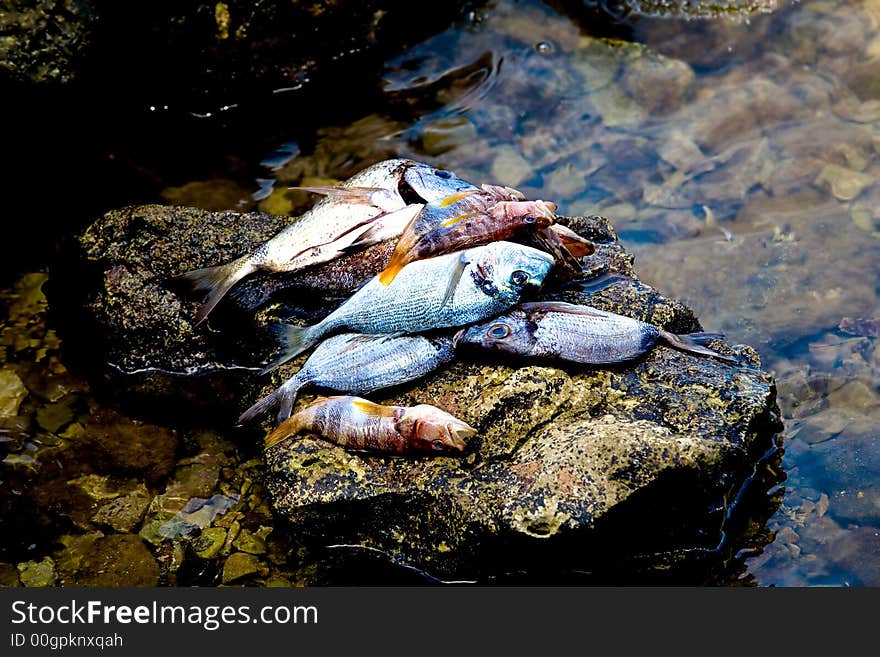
(2, 0, 879, 585)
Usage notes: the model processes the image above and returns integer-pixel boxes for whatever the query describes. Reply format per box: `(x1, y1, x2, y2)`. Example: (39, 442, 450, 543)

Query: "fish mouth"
(446, 423, 475, 450)
(452, 328, 467, 348)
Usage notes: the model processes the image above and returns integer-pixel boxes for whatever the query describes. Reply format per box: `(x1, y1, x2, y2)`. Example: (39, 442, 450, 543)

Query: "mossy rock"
(62, 201, 780, 579)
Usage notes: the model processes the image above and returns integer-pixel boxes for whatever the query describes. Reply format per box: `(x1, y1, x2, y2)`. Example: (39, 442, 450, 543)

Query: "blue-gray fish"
(457, 301, 736, 364)
(264, 396, 474, 454)
(239, 332, 456, 424)
(263, 241, 555, 372)
(174, 159, 477, 324)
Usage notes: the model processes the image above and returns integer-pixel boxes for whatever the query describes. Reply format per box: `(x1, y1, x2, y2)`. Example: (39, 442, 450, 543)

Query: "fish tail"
(377, 254, 407, 286)
(259, 322, 318, 374)
(659, 330, 739, 363)
(264, 413, 308, 450)
(173, 256, 256, 325)
(238, 377, 305, 426)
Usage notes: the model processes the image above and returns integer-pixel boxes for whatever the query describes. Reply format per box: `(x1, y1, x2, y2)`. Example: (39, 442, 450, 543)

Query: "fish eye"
(432, 439, 446, 450)
(524, 216, 536, 224)
(488, 324, 511, 339)
(510, 270, 529, 286)
(434, 169, 452, 179)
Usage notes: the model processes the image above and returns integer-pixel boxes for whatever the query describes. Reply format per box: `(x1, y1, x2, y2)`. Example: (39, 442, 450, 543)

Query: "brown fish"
(264, 395, 475, 455)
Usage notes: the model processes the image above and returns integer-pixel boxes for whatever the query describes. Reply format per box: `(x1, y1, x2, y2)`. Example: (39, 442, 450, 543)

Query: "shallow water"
(2, 0, 879, 586)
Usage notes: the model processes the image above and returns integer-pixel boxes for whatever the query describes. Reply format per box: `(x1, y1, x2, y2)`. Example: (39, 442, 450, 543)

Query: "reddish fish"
(375, 185, 570, 287)
(264, 396, 475, 454)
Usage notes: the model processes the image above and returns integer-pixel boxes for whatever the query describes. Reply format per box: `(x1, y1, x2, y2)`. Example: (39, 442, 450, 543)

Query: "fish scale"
(459, 301, 735, 365)
(238, 333, 456, 424)
(533, 309, 659, 363)
(264, 241, 556, 371)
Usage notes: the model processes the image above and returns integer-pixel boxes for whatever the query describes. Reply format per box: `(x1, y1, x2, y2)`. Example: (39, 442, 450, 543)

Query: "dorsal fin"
(351, 399, 398, 418)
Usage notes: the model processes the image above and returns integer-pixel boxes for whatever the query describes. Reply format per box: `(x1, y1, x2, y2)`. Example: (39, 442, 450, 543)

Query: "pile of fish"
(175, 159, 733, 455)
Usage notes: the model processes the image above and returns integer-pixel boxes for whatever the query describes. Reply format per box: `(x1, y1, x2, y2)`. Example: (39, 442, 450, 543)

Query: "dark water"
(2, 0, 879, 586)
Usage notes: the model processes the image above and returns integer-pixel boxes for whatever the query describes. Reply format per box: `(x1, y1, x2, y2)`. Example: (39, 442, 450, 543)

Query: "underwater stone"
(0, 370, 28, 417)
(193, 527, 228, 559)
(221, 552, 265, 584)
(91, 485, 152, 533)
(16, 557, 57, 587)
(81, 407, 179, 483)
(73, 535, 159, 586)
(0, 562, 20, 586)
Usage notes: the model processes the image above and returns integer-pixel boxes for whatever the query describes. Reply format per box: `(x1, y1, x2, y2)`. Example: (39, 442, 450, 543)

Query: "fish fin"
(238, 377, 305, 426)
(439, 190, 481, 208)
(439, 210, 482, 228)
(519, 301, 607, 317)
(259, 322, 316, 374)
(549, 224, 595, 258)
(534, 227, 584, 274)
(351, 399, 397, 418)
(172, 256, 254, 325)
(338, 220, 396, 254)
(289, 185, 387, 205)
(336, 333, 391, 354)
(659, 330, 739, 363)
(264, 415, 308, 450)
(440, 252, 470, 309)
(377, 251, 409, 286)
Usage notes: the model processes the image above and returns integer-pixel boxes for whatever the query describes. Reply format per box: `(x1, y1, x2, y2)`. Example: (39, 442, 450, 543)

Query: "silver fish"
(457, 301, 736, 364)
(174, 159, 477, 324)
(264, 241, 556, 371)
(264, 395, 475, 454)
(238, 332, 456, 424)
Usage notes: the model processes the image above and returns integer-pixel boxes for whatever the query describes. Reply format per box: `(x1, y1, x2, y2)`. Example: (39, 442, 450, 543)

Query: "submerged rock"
(61, 202, 780, 580)
(16, 557, 57, 587)
(72, 535, 159, 586)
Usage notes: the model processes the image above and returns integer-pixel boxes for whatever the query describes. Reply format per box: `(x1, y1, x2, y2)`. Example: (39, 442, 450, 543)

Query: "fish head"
(395, 405, 475, 453)
(488, 200, 556, 232)
(403, 162, 479, 203)
(456, 310, 538, 357)
(470, 242, 555, 299)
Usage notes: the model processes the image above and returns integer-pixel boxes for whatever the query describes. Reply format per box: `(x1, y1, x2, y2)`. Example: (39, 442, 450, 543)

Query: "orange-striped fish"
(264, 396, 475, 455)
(374, 185, 567, 288)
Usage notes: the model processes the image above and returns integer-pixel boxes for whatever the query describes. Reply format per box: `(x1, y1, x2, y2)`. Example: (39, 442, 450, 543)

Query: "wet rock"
(620, 53, 695, 115)
(814, 163, 874, 201)
(0, 0, 97, 85)
(822, 527, 880, 586)
(193, 527, 228, 559)
(0, 370, 28, 416)
(490, 146, 534, 187)
(80, 407, 179, 483)
(232, 528, 268, 555)
(35, 394, 78, 433)
(1, 1, 473, 105)
(73, 535, 159, 586)
(161, 180, 255, 213)
(91, 485, 152, 533)
(222, 552, 266, 584)
(0, 562, 20, 586)
(417, 117, 478, 157)
(66, 202, 778, 579)
(53, 532, 103, 585)
(17, 557, 57, 587)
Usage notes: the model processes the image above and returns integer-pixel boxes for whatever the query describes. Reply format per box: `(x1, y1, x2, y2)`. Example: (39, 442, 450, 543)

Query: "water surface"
(2, 0, 879, 586)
